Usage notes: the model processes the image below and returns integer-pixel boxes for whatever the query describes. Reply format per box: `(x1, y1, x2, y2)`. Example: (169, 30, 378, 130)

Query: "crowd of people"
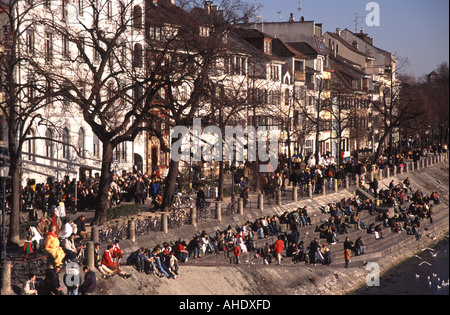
(17, 145, 446, 294)
(20, 171, 167, 219)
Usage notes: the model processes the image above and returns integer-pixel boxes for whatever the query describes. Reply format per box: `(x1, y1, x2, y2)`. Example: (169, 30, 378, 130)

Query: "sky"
(254, 0, 449, 79)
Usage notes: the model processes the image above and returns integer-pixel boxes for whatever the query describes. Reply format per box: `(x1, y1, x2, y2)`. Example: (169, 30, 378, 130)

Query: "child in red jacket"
(273, 235, 284, 265)
(344, 248, 351, 268)
(234, 245, 241, 264)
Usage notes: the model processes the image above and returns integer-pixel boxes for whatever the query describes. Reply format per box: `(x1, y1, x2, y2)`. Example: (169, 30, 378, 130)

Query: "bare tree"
(29, 0, 173, 224)
(0, 0, 61, 245)
(141, 0, 260, 211)
(371, 58, 423, 161)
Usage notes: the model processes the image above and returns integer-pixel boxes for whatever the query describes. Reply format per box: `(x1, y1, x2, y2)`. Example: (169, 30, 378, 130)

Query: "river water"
(353, 237, 449, 295)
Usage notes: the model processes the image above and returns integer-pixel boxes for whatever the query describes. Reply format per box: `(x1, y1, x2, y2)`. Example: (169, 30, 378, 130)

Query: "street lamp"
(0, 146, 10, 263)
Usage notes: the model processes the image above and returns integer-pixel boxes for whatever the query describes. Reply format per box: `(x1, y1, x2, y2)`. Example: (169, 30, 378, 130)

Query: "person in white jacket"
(62, 233, 78, 262)
(26, 225, 44, 253)
(57, 201, 66, 218)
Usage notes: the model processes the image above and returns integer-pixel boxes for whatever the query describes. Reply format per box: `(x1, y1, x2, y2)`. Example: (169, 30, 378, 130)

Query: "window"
(200, 26, 210, 37)
(45, 128, 54, 160)
(132, 5, 142, 29)
(180, 85, 188, 101)
(77, 128, 85, 158)
(294, 60, 304, 72)
(77, 36, 85, 58)
(121, 142, 127, 161)
(26, 31, 34, 56)
(264, 39, 272, 55)
(62, 128, 70, 159)
(27, 77, 35, 103)
(270, 65, 279, 81)
(106, 0, 112, 19)
(149, 27, 161, 41)
(133, 43, 143, 68)
(78, 0, 84, 16)
(305, 139, 314, 156)
(62, 80, 70, 106)
(93, 46, 99, 62)
(285, 89, 290, 106)
(45, 32, 53, 63)
(62, 35, 69, 58)
(46, 79, 53, 105)
(134, 85, 143, 108)
(24, 129, 36, 161)
(62, 0, 68, 21)
(115, 142, 127, 162)
(93, 134, 100, 157)
(121, 42, 127, 64)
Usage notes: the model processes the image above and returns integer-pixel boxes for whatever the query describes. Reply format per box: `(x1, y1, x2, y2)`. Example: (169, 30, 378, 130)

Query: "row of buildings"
(0, 0, 397, 185)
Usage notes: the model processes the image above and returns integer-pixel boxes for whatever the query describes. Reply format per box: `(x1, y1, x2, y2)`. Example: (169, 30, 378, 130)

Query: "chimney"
(352, 40, 358, 49)
(336, 28, 341, 36)
(153, 0, 158, 5)
(204, 0, 213, 13)
(211, 5, 218, 13)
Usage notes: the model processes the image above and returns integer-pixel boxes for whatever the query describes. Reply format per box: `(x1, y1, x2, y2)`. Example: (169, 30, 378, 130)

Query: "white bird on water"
(433, 273, 438, 277)
(415, 274, 420, 278)
(419, 261, 432, 266)
(422, 248, 434, 252)
(431, 251, 439, 257)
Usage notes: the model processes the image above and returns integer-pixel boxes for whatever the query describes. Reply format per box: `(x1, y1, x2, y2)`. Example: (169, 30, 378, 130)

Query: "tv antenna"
(298, 0, 303, 21)
(353, 12, 365, 33)
(277, 11, 282, 22)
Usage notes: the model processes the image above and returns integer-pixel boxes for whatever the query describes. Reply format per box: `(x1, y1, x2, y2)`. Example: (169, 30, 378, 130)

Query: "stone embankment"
(95, 159, 449, 295)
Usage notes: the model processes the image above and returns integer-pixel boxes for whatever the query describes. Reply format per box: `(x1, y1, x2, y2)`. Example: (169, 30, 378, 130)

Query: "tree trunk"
(7, 155, 21, 246)
(161, 159, 179, 212)
(92, 142, 114, 225)
(374, 131, 390, 162)
(217, 160, 224, 201)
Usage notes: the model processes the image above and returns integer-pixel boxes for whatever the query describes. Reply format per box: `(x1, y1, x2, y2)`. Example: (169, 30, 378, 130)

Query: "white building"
(1, 0, 148, 185)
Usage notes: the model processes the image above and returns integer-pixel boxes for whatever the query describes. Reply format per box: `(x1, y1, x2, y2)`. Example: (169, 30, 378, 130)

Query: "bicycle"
(225, 199, 238, 215)
(147, 216, 162, 232)
(74, 243, 86, 265)
(173, 193, 194, 209)
(298, 183, 306, 198)
(98, 220, 127, 243)
(169, 208, 191, 227)
(197, 204, 212, 221)
(11, 256, 47, 284)
(135, 217, 152, 235)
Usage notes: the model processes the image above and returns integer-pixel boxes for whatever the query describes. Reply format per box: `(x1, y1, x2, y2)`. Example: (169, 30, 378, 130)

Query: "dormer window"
(264, 39, 272, 55)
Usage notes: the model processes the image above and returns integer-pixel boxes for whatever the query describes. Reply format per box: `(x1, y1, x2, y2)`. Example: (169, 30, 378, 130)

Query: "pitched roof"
(287, 42, 322, 58)
(233, 27, 282, 62)
(272, 38, 307, 60)
(325, 31, 374, 59)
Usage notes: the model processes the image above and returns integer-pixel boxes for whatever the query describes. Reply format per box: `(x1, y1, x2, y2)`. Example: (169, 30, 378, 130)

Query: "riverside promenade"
(1, 154, 449, 295)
